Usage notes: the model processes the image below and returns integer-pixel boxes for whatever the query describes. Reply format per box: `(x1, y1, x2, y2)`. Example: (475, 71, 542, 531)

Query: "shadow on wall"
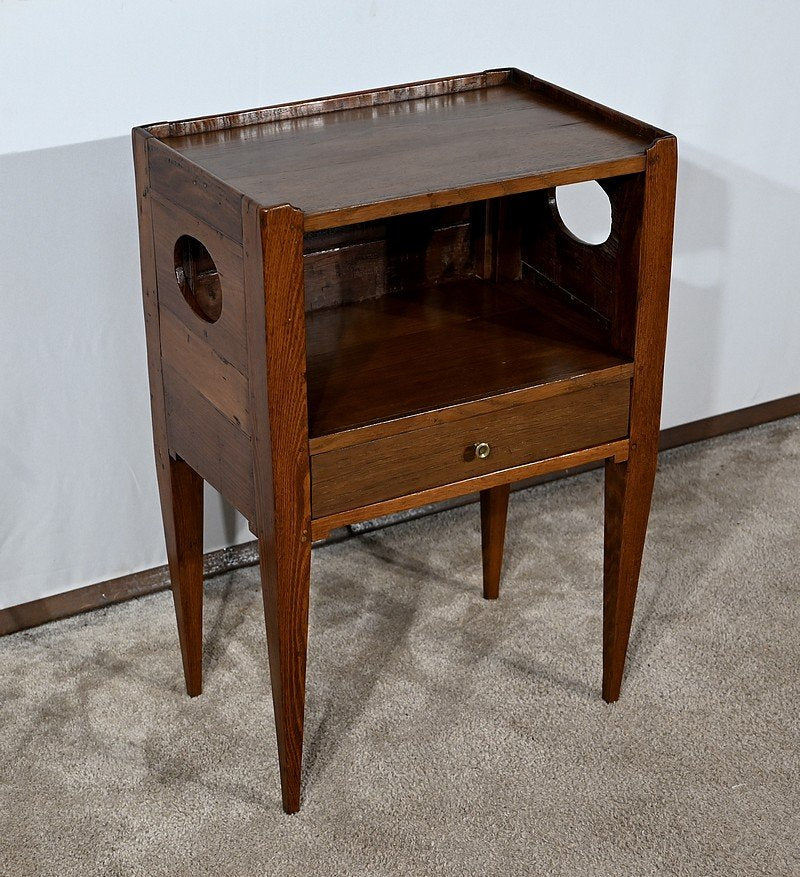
(662, 147, 800, 427)
(663, 155, 728, 427)
(0, 136, 248, 610)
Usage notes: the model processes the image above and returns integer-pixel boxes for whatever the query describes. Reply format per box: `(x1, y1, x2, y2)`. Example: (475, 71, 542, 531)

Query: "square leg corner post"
(134, 129, 205, 699)
(161, 456, 205, 698)
(244, 200, 312, 814)
(603, 136, 677, 703)
(480, 484, 511, 600)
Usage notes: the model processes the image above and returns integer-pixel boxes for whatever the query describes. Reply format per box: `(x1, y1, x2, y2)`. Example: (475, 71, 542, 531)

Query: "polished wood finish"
(162, 364, 255, 521)
(480, 484, 511, 600)
(243, 201, 311, 814)
(134, 129, 207, 697)
(306, 276, 633, 445)
(309, 439, 630, 542)
(162, 456, 204, 696)
(309, 364, 633, 456)
(159, 307, 250, 433)
(312, 380, 630, 517)
(150, 191, 248, 374)
(133, 70, 676, 812)
(157, 70, 664, 231)
(148, 137, 244, 242)
(602, 136, 678, 702)
(303, 203, 478, 312)
(149, 71, 511, 137)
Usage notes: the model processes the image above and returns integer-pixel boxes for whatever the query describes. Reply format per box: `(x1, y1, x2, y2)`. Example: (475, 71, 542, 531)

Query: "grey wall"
(2, 1, 799, 609)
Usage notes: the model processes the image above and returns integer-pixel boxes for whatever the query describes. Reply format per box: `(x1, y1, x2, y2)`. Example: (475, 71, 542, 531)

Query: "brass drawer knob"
(474, 441, 491, 460)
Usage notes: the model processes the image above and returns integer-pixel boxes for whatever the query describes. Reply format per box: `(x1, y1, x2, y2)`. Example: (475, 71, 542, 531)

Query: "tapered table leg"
(603, 135, 676, 702)
(134, 131, 205, 699)
(244, 201, 312, 813)
(480, 483, 510, 600)
(258, 530, 311, 814)
(602, 452, 657, 702)
(161, 455, 204, 697)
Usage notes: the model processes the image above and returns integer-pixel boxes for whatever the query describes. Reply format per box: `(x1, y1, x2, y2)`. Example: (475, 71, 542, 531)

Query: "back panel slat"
(303, 204, 480, 311)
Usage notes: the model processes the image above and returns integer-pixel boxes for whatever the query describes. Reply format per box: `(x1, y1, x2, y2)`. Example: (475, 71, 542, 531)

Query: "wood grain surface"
(306, 277, 633, 443)
(243, 201, 311, 814)
(480, 484, 511, 600)
(310, 439, 630, 541)
(603, 136, 678, 702)
(133, 71, 677, 813)
(311, 380, 631, 517)
(133, 128, 208, 697)
(154, 73, 657, 230)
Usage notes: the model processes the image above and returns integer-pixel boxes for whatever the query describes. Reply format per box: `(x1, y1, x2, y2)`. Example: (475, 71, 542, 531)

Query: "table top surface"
(147, 70, 665, 229)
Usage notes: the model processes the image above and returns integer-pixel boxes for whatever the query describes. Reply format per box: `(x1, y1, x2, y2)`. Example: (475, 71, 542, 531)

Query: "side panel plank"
(160, 307, 250, 434)
(162, 364, 255, 522)
(150, 193, 249, 374)
(148, 138, 244, 242)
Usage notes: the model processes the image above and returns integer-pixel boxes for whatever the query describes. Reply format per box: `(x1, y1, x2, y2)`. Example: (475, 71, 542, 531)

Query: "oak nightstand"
(133, 68, 677, 812)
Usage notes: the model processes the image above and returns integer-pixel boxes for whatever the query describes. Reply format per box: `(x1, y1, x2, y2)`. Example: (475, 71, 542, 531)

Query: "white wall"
(2, 1, 799, 609)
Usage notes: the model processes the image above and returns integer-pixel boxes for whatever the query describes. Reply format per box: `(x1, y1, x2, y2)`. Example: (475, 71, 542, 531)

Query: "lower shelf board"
(310, 438, 629, 541)
(305, 275, 632, 445)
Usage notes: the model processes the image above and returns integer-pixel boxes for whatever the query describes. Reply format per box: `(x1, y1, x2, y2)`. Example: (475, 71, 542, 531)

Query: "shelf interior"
(306, 275, 632, 443)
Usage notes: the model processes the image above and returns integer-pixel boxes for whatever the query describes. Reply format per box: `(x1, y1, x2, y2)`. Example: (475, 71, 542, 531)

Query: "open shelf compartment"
(306, 275, 632, 448)
(303, 195, 636, 454)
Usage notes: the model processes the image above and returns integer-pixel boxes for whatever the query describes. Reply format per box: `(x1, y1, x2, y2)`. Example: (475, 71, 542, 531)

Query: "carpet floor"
(1, 418, 799, 876)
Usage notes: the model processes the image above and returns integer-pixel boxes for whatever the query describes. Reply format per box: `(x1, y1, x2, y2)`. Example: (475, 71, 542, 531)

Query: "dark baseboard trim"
(657, 392, 800, 450)
(0, 542, 259, 637)
(2, 392, 798, 637)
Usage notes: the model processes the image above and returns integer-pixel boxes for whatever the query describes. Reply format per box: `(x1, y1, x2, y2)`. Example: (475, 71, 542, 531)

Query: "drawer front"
(311, 379, 630, 518)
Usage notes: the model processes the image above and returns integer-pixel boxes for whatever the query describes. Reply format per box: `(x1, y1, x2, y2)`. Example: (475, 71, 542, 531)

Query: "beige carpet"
(2, 418, 799, 876)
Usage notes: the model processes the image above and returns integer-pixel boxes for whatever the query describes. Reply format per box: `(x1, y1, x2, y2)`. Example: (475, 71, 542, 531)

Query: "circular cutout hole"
(554, 181, 612, 245)
(174, 235, 222, 322)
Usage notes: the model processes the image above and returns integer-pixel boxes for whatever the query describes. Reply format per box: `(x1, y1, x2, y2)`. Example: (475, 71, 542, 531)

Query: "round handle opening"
(174, 235, 223, 323)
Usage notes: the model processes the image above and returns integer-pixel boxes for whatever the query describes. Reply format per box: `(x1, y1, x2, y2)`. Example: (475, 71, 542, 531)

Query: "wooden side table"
(133, 68, 677, 813)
